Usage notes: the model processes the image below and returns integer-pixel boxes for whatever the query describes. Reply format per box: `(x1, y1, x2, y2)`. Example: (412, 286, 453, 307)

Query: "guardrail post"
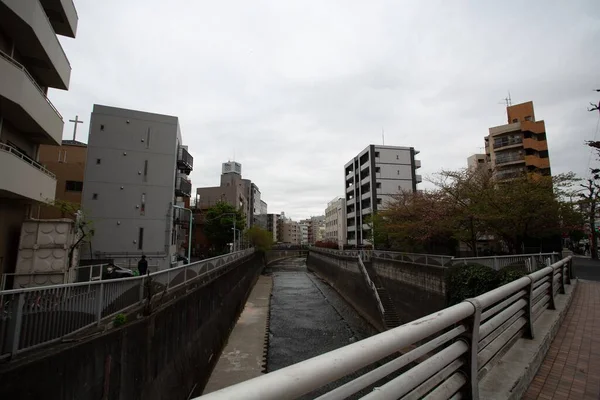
(462, 298, 481, 400)
(566, 257, 572, 284)
(549, 268, 557, 310)
(8, 293, 25, 355)
(96, 283, 104, 325)
(493, 257, 499, 271)
(559, 261, 566, 295)
(524, 276, 535, 339)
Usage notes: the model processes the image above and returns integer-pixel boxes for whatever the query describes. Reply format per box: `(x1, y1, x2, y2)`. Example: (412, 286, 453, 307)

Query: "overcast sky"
(51, 1, 600, 221)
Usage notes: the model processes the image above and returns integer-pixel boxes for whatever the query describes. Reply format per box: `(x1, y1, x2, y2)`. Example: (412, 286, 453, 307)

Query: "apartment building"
(310, 215, 325, 244)
(35, 139, 87, 218)
(266, 213, 280, 242)
(0, 0, 78, 276)
(82, 105, 193, 270)
(325, 197, 346, 248)
(485, 101, 551, 180)
(344, 145, 421, 246)
(467, 153, 489, 172)
(279, 220, 300, 244)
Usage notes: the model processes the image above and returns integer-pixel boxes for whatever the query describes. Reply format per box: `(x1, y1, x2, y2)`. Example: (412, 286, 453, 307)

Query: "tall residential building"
(36, 140, 87, 219)
(309, 215, 325, 244)
(344, 144, 421, 246)
(0, 0, 78, 276)
(485, 101, 551, 180)
(82, 105, 193, 270)
(299, 221, 309, 245)
(266, 213, 280, 242)
(325, 197, 346, 248)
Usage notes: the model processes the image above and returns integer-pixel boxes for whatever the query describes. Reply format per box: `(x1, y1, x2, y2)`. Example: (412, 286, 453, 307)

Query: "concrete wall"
(0, 253, 264, 400)
(265, 249, 307, 265)
(372, 257, 448, 323)
(306, 251, 385, 331)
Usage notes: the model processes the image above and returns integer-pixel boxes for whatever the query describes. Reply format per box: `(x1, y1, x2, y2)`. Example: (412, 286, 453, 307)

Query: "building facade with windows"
(344, 144, 421, 246)
(279, 220, 300, 244)
(36, 140, 87, 219)
(82, 105, 193, 270)
(467, 153, 489, 172)
(0, 0, 78, 276)
(266, 213, 280, 242)
(325, 197, 346, 248)
(485, 101, 551, 180)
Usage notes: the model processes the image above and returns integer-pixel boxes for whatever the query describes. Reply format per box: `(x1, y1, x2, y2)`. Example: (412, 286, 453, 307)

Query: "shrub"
(446, 263, 499, 305)
(114, 313, 127, 327)
(497, 265, 528, 286)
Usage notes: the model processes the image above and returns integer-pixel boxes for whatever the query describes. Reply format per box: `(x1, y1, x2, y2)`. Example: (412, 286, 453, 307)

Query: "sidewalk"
(523, 280, 600, 400)
(202, 275, 273, 395)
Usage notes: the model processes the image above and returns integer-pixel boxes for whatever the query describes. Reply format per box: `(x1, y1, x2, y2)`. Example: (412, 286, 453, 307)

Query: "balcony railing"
(493, 136, 523, 149)
(495, 153, 525, 165)
(0, 50, 63, 121)
(495, 168, 525, 180)
(177, 147, 193, 173)
(175, 176, 192, 197)
(0, 143, 56, 179)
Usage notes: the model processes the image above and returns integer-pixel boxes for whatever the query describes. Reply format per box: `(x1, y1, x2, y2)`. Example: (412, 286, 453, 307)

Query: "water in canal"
(265, 257, 379, 398)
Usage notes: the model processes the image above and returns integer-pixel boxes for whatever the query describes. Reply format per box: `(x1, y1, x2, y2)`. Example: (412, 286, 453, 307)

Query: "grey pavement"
(572, 257, 600, 282)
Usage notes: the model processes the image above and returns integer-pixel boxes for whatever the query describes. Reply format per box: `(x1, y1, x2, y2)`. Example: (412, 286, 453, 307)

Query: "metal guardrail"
(357, 257, 385, 315)
(452, 252, 558, 272)
(0, 143, 57, 179)
(311, 247, 454, 267)
(0, 49, 63, 120)
(197, 255, 572, 400)
(0, 249, 254, 358)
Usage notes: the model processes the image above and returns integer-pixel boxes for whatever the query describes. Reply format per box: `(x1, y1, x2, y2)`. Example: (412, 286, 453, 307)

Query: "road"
(265, 257, 380, 399)
(572, 256, 600, 282)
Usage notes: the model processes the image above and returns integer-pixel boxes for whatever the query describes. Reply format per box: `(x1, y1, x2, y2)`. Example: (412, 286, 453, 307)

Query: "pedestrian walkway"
(523, 280, 600, 400)
(202, 275, 272, 395)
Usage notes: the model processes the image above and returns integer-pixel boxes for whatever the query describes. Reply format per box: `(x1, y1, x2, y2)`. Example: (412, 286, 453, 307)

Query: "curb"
(261, 275, 273, 374)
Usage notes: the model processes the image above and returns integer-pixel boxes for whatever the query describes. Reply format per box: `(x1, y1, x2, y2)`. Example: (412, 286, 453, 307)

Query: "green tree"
(244, 226, 272, 253)
(203, 202, 246, 253)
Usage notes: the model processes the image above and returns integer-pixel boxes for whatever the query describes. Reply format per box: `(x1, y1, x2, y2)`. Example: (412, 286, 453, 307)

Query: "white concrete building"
(299, 222, 309, 245)
(344, 144, 421, 246)
(0, 0, 78, 277)
(467, 153, 489, 171)
(82, 105, 193, 270)
(325, 197, 346, 249)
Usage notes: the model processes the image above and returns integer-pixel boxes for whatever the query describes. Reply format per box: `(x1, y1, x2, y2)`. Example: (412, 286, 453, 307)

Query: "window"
(141, 193, 146, 215)
(376, 182, 381, 189)
(92, 193, 98, 200)
(143, 160, 148, 181)
(396, 154, 399, 160)
(375, 167, 380, 173)
(96, 158, 101, 165)
(100, 124, 105, 131)
(525, 116, 532, 121)
(377, 198, 382, 205)
(138, 228, 144, 250)
(397, 170, 400, 175)
(65, 181, 83, 192)
(512, 118, 518, 123)
(146, 128, 151, 149)
(375, 152, 380, 157)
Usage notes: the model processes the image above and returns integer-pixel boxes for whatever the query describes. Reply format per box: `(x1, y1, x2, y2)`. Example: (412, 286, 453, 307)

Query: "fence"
(197, 255, 573, 400)
(0, 249, 254, 359)
(451, 252, 559, 272)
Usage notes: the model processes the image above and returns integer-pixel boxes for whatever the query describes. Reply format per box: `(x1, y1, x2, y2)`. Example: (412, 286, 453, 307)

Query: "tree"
(203, 202, 246, 253)
(49, 199, 94, 270)
(244, 226, 272, 253)
(577, 173, 600, 259)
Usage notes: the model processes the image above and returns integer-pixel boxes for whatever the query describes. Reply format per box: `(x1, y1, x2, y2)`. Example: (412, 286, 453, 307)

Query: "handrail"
(0, 49, 63, 120)
(0, 143, 56, 179)
(197, 256, 573, 399)
(0, 248, 254, 357)
(357, 256, 385, 315)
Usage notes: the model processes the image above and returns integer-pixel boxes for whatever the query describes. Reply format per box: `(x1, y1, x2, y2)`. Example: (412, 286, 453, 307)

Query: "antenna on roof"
(503, 92, 512, 107)
(382, 127, 385, 146)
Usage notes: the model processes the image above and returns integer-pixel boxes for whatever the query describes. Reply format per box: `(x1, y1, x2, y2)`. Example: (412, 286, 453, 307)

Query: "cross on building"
(69, 115, 83, 141)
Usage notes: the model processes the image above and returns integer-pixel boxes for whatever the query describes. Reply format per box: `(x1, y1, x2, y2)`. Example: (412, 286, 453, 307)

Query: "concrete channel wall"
(308, 250, 449, 327)
(372, 257, 448, 323)
(265, 250, 307, 265)
(306, 251, 386, 331)
(0, 253, 264, 400)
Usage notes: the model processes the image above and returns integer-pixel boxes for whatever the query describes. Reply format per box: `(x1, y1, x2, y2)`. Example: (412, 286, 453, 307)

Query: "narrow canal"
(265, 257, 379, 398)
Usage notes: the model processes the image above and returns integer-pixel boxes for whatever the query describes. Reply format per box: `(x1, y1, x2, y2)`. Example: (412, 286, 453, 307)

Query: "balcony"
(177, 146, 193, 174)
(493, 137, 523, 150)
(175, 176, 192, 197)
(361, 192, 371, 200)
(495, 153, 525, 166)
(347, 211, 356, 219)
(0, 50, 63, 145)
(0, 0, 72, 89)
(39, 0, 78, 38)
(347, 225, 356, 232)
(415, 159, 422, 169)
(0, 143, 56, 202)
(489, 122, 521, 137)
(416, 174, 422, 183)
